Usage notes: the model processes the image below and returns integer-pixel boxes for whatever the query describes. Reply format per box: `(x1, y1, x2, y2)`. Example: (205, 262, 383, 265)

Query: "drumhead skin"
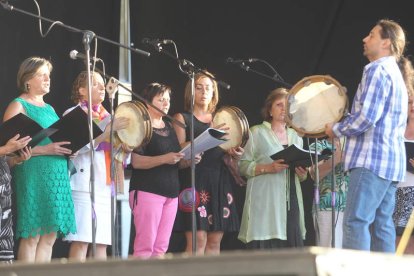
(212, 106, 249, 150)
(286, 75, 348, 138)
(114, 101, 152, 149)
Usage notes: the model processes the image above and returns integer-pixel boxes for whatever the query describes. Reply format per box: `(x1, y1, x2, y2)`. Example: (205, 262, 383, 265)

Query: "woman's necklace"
(272, 125, 288, 144)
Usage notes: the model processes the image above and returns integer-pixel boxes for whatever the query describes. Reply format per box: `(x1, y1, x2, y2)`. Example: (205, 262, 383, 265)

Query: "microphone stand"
(0, 1, 150, 58)
(82, 30, 98, 257)
(144, 41, 230, 254)
(330, 139, 337, 248)
(1, 0, 150, 259)
(106, 80, 118, 258)
(228, 59, 292, 88)
(312, 138, 321, 247)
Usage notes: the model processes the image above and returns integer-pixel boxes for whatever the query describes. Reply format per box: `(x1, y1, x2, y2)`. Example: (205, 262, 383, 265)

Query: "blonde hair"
(70, 71, 102, 103)
(17, 57, 52, 93)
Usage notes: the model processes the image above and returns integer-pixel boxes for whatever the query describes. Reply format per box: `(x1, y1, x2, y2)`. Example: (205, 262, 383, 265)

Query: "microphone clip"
(226, 57, 258, 72)
(106, 77, 119, 100)
(142, 38, 173, 52)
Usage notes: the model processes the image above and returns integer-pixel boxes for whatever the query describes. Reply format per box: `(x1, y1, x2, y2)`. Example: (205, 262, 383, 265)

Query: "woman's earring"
(26, 83, 30, 91)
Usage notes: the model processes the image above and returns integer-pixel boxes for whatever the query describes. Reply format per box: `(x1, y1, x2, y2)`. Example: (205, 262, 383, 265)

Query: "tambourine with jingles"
(286, 75, 348, 138)
(212, 106, 249, 150)
(114, 100, 152, 149)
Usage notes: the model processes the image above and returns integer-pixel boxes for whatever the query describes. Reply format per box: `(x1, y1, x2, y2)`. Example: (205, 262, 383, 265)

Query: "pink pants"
(129, 190, 178, 258)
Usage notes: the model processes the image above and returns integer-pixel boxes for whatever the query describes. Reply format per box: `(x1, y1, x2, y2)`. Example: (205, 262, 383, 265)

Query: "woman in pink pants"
(129, 83, 199, 258)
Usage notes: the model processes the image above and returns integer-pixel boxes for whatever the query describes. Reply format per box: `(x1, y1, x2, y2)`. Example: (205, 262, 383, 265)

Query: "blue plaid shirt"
(333, 56, 408, 182)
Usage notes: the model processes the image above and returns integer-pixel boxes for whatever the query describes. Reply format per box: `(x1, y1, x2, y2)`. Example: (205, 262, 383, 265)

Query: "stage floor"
(1, 247, 413, 276)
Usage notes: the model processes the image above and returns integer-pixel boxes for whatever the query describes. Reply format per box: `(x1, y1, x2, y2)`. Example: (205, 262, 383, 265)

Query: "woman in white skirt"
(64, 71, 128, 260)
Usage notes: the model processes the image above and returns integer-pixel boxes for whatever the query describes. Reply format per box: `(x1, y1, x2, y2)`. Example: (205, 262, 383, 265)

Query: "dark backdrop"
(1, 0, 414, 255)
(2, 0, 414, 123)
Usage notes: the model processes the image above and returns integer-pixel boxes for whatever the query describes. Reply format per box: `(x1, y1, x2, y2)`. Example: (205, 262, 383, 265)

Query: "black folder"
(270, 144, 331, 168)
(48, 106, 104, 153)
(0, 113, 54, 148)
(405, 142, 414, 173)
(0, 107, 103, 154)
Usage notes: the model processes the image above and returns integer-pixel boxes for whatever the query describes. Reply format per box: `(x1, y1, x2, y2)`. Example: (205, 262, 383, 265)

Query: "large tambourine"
(114, 100, 152, 149)
(286, 75, 348, 138)
(212, 106, 249, 150)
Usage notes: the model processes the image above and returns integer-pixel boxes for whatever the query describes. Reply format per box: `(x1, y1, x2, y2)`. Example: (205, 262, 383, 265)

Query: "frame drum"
(286, 75, 348, 138)
(114, 101, 152, 149)
(212, 106, 249, 150)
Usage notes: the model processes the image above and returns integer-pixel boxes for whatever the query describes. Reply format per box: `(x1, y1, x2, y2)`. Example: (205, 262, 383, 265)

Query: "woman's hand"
(212, 122, 229, 131)
(112, 116, 130, 132)
(213, 123, 230, 140)
(163, 152, 185, 165)
(179, 153, 202, 168)
(121, 143, 133, 153)
(4, 134, 32, 154)
(36, 141, 72, 156)
(227, 146, 244, 160)
(194, 153, 202, 164)
(269, 159, 289, 173)
(295, 166, 308, 182)
(69, 150, 79, 160)
(10, 146, 32, 167)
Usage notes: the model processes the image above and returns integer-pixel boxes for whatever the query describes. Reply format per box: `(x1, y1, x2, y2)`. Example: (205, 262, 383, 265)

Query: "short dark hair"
(141, 83, 172, 105)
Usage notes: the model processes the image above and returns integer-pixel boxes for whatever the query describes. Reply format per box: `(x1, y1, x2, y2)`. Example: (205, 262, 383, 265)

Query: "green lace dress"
(12, 98, 76, 238)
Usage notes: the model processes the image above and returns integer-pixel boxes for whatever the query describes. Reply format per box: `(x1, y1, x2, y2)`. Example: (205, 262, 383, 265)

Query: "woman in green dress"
(3, 57, 76, 263)
(238, 88, 308, 249)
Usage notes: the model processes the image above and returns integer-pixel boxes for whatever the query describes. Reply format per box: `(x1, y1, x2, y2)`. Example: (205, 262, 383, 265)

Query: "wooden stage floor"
(1, 247, 413, 276)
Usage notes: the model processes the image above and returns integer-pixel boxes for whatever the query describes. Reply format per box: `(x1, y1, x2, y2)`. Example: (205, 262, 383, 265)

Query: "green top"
(238, 121, 306, 243)
(12, 98, 76, 238)
(309, 139, 349, 212)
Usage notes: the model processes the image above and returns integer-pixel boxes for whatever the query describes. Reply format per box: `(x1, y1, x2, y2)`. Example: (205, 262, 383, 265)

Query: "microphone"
(142, 38, 174, 47)
(217, 80, 231, 90)
(226, 57, 259, 64)
(69, 50, 101, 62)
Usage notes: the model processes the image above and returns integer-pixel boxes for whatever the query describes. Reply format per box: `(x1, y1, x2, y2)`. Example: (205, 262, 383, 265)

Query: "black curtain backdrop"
(0, 0, 120, 116)
(1, 0, 414, 256)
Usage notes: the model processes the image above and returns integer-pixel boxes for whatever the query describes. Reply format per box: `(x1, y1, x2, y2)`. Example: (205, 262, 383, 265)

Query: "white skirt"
(64, 190, 112, 245)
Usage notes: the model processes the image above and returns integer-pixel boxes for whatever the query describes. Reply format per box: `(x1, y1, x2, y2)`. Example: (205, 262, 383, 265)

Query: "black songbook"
(270, 144, 331, 168)
(48, 106, 103, 153)
(0, 113, 55, 148)
(405, 142, 414, 173)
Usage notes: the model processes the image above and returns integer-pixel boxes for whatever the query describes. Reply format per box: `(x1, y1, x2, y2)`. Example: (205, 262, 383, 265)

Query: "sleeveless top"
(174, 112, 240, 232)
(12, 98, 76, 238)
(129, 119, 181, 198)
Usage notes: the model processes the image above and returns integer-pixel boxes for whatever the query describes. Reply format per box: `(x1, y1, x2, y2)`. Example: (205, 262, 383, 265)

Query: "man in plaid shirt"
(326, 19, 413, 252)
